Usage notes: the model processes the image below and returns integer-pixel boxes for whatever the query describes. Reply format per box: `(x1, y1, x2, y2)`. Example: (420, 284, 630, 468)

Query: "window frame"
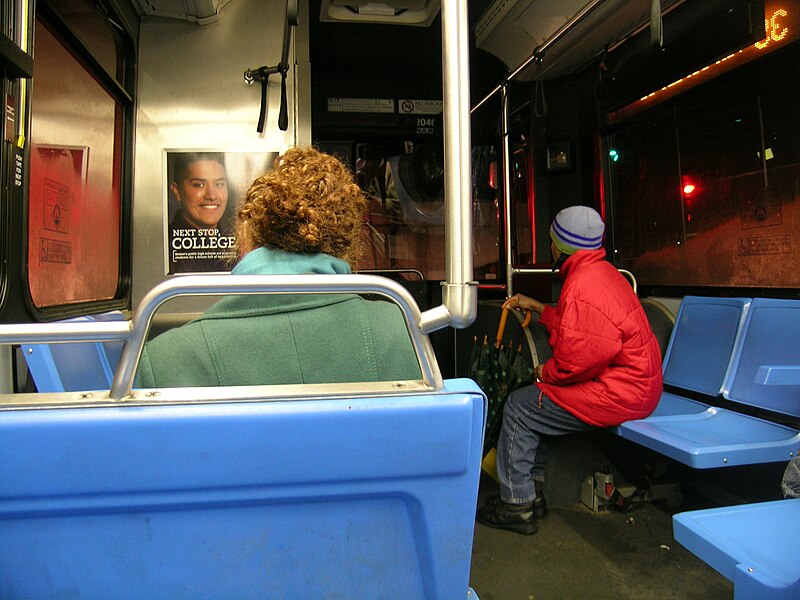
(23, 0, 135, 321)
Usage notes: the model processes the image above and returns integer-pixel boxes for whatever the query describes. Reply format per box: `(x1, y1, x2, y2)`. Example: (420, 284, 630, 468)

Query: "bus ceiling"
(318, 0, 441, 26)
(130, 0, 228, 25)
(130, 0, 440, 26)
(475, 0, 687, 82)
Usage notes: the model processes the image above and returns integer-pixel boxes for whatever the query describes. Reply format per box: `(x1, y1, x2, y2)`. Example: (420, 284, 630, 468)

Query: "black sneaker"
(483, 493, 548, 519)
(476, 499, 538, 535)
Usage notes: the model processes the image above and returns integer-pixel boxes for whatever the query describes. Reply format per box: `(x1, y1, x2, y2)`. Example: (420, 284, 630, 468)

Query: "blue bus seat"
(616, 297, 800, 468)
(673, 499, 800, 600)
(21, 311, 126, 392)
(614, 296, 748, 447)
(0, 378, 485, 599)
(661, 297, 749, 397)
(723, 298, 800, 420)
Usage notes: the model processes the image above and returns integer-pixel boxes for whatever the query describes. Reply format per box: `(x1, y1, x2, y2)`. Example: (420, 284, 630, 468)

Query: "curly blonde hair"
(236, 147, 367, 265)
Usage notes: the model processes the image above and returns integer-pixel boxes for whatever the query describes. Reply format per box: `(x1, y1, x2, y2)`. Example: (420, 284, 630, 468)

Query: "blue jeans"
(496, 384, 592, 504)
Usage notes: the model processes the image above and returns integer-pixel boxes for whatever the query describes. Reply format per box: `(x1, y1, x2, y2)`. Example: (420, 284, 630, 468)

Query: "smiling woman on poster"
(168, 152, 237, 273)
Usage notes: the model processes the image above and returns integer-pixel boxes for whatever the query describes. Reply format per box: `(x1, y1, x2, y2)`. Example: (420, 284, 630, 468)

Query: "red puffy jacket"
(537, 249, 662, 427)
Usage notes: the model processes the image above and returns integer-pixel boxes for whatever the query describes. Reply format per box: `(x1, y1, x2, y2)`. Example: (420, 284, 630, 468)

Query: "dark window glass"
(511, 148, 533, 264)
(608, 42, 800, 289)
(337, 141, 500, 282)
(45, 0, 124, 83)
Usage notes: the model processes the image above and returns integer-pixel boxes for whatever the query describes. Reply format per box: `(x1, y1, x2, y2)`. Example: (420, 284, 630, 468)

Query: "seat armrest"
(755, 366, 800, 386)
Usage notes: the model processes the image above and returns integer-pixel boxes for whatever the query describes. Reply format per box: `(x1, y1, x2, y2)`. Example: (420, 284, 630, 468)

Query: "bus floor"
(467, 434, 745, 600)
(470, 472, 733, 599)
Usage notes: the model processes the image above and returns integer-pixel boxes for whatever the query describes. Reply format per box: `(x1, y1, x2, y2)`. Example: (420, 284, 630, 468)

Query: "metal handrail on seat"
(112, 274, 442, 399)
(0, 274, 443, 402)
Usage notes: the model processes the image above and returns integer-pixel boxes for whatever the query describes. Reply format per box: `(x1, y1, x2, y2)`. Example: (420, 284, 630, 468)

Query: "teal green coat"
(135, 249, 422, 388)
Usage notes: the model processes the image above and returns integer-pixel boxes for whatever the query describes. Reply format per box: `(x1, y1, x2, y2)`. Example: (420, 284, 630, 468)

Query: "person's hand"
(502, 294, 546, 315)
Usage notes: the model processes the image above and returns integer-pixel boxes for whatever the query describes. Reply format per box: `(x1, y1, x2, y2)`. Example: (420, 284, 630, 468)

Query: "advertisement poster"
(164, 149, 279, 274)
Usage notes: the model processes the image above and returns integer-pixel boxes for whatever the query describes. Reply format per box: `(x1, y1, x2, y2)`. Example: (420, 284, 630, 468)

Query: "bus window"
(47, 0, 127, 83)
(608, 34, 800, 289)
(27, 13, 123, 308)
(342, 141, 501, 283)
(473, 145, 502, 281)
(511, 147, 533, 264)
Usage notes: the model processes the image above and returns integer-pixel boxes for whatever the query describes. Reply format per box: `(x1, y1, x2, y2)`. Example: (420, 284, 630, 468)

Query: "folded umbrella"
(469, 307, 534, 457)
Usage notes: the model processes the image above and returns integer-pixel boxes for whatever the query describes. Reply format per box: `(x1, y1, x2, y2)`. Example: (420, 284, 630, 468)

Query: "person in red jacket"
(477, 205, 663, 535)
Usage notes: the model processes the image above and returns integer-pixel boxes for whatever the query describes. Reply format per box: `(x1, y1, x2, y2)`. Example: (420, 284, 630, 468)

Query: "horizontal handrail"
(0, 321, 133, 345)
(0, 275, 443, 401)
(511, 266, 638, 295)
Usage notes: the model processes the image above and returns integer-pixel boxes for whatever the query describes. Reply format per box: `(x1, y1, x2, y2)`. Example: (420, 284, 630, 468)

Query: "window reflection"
(608, 43, 800, 289)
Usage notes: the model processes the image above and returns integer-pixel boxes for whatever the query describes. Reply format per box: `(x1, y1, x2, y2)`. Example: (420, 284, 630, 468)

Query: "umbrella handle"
(496, 308, 532, 347)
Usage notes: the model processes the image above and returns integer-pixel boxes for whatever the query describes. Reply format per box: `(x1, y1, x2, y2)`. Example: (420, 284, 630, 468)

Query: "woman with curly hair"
(136, 147, 421, 388)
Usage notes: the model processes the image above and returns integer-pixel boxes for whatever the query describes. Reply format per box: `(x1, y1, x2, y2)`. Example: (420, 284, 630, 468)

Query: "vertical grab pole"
(421, 0, 477, 333)
(500, 82, 514, 298)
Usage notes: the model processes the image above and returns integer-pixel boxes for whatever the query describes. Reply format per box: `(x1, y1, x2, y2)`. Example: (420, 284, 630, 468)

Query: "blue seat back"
(724, 298, 800, 419)
(662, 296, 750, 396)
(22, 311, 125, 392)
(0, 379, 485, 599)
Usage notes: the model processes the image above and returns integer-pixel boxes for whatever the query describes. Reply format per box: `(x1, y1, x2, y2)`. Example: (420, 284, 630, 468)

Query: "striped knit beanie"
(550, 206, 605, 255)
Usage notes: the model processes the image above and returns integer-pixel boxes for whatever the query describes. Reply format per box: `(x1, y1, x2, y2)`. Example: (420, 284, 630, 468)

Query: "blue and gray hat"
(550, 206, 605, 255)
